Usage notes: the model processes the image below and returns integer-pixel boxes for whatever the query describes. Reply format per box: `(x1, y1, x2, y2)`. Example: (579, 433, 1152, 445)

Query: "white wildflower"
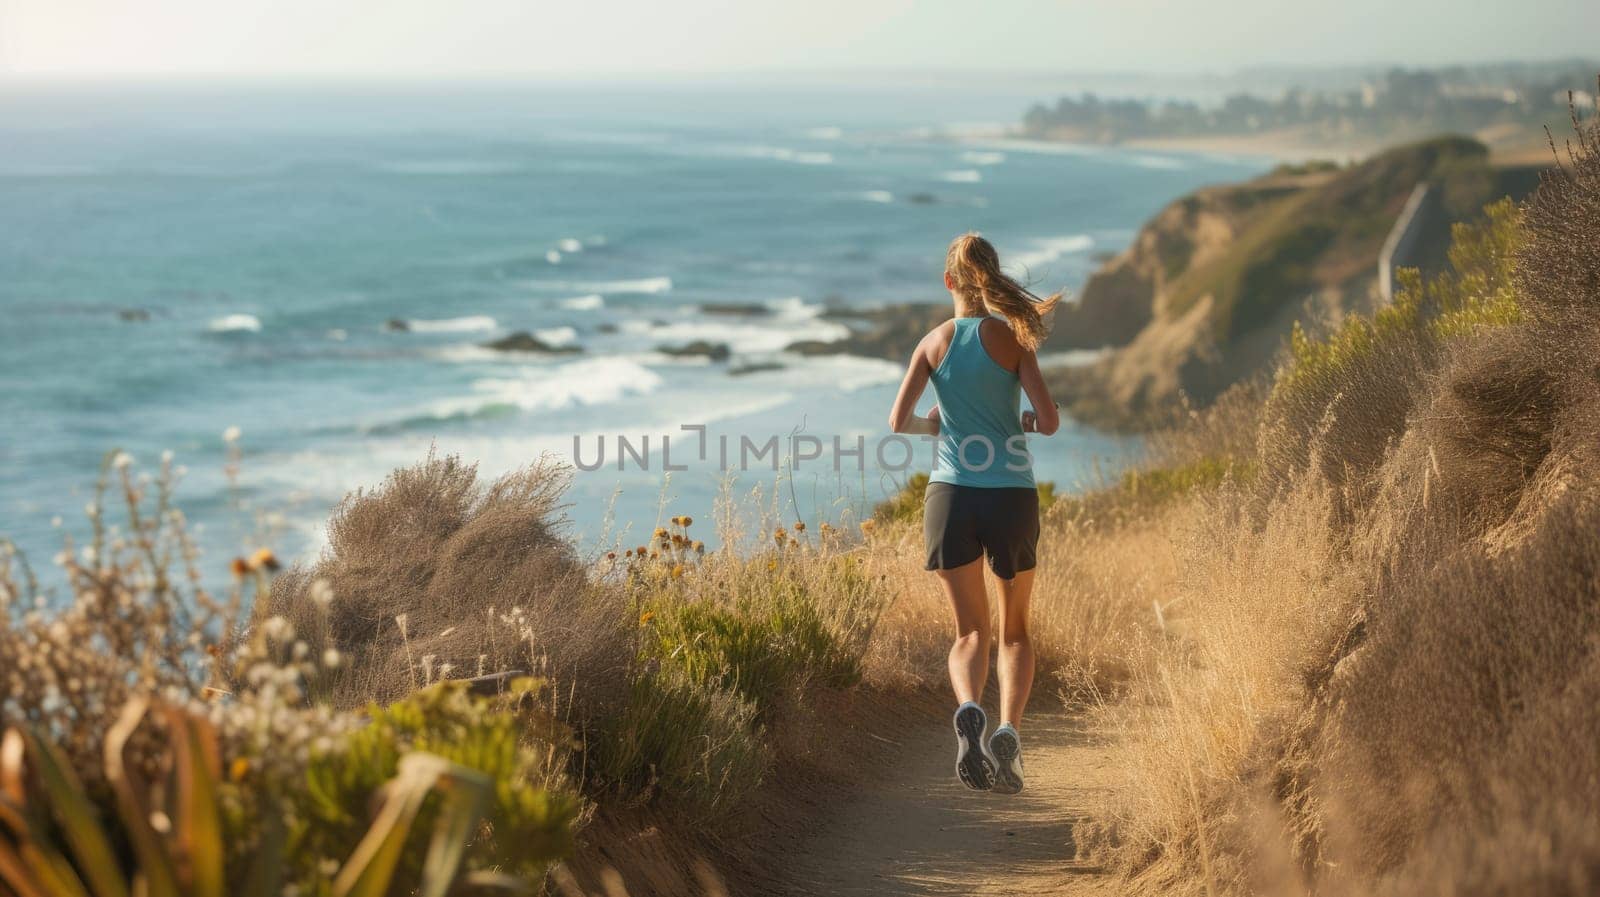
(309, 579, 335, 610)
(261, 616, 294, 642)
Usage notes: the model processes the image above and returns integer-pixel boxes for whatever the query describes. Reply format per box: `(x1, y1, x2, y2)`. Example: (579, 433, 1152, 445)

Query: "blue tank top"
(927, 317, 1034, 489)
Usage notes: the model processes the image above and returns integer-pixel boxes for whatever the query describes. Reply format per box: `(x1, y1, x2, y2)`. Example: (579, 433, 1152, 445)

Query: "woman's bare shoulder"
(977, 317, 1025, 369)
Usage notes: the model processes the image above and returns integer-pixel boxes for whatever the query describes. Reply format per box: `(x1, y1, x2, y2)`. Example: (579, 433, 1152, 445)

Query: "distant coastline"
(1014, 62, 1591, 167)
(1124, 124, 1554, 166)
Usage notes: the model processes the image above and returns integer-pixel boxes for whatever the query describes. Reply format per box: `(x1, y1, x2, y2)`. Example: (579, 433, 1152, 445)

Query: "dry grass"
(1066, 105, 1600, 896)
(259, 452, 631, 716)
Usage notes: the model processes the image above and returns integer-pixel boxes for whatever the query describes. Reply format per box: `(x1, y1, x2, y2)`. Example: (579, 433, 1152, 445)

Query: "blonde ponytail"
(944, 232, 1061, 352)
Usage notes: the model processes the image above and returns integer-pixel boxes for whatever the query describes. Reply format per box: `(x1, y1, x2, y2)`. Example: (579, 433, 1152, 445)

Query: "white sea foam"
(525, 276, 673, 295)
(806, 126, 844, 140)
(471, 357, 663, 412)
(964, 138, 1101, 157)
(940, 169, 983, 183)
(326, 328, 349, 341)
(545, 250, 562, 264)
(208, 313, 261, 333)
(397, 357, 666, 429)
(535, 326, 579, 346)
(559, 294, 605, 311)
(785, 355, 903, 392)
(734, 145, 835, 165)
(406, 315, 498, 334)
(1007, 235, 1095, 273)
(960, 151, 1007, 166)
(557, 238, 584, 253)
(648, 315, 848, 355)
(765, 296, 823, 318)
(858, 190, 895, 204)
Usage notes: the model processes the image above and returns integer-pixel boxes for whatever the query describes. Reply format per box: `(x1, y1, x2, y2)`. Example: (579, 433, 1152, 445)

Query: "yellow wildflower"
(248, 548, 280, 572)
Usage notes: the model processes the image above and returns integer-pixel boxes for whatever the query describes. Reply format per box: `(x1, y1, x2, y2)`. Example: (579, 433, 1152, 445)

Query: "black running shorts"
(922, 482, 1040, 580)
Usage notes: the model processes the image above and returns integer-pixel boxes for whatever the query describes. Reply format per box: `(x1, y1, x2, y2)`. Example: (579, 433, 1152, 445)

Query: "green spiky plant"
(0, 692, 573, 897)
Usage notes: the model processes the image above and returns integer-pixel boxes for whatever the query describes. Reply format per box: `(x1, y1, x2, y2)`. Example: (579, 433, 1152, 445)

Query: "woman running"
(887, 232, 1060, 794)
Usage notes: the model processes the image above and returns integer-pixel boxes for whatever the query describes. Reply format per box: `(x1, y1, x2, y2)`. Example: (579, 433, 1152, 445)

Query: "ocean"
(0, 81, 1266, 586)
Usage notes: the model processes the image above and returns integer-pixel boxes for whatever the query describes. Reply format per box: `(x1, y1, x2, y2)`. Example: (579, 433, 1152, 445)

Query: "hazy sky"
(3, 0, 1596, 80)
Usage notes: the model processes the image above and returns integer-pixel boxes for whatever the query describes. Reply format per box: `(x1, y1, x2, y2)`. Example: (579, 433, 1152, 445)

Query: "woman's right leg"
(936, 556, 991, 704)
(994, 568, 1035, 727)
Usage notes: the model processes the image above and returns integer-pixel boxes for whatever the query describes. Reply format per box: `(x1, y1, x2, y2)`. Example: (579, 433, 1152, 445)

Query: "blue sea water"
(0, 81, 1265, 586)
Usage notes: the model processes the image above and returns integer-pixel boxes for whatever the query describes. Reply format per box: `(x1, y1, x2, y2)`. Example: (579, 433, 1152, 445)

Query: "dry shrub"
(0, 457, 233, 788)
(1519, 85, 1600, 318)
(1301, 490, 1600, 897)
(1087, 474, 1357, 895)
(261, 452, 634, 719)
(1085, 104, 1600, 895)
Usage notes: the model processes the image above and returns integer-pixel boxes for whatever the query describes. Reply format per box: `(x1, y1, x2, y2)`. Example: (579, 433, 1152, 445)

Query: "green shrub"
(1117, 455, 1252, 502)
(1275, 197, 1523, 400)
(588, 671, 766, 816)
(591, 540, 887, 816)
(1429, 197, 1523, 337)
(645, 554, 878, 713)
(872, 472, 931, 525)
(287, 681, 579, 891)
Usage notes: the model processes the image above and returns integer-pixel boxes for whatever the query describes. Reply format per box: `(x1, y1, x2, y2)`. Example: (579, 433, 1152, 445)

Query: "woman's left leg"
(994, 568, 1035, 727)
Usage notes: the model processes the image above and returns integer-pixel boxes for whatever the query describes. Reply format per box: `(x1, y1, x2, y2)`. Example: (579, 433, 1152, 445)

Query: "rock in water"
(658, 341, 732, 362)
(699, 302, 771, 316)
(785, 302, 951, 361)
(482, 331, 584, 354)
(729, 361, 785, 376)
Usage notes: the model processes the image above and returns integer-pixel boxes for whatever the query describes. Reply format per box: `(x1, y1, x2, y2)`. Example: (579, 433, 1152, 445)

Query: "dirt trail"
(773, 707, 1119, 896)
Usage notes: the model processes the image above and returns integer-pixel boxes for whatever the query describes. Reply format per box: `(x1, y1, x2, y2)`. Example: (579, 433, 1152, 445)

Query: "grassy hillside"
(1049, 136, 1545, 430)
(1056, 114, 1600, 895)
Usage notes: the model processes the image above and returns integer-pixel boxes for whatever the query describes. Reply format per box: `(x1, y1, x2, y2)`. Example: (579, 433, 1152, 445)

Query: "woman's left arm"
(1017, 351, 1060, 436)
(889, 337, 940, 435)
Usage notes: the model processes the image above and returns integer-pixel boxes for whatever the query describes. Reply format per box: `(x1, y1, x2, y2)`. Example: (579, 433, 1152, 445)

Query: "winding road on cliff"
(774, 708, 1119, 896)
